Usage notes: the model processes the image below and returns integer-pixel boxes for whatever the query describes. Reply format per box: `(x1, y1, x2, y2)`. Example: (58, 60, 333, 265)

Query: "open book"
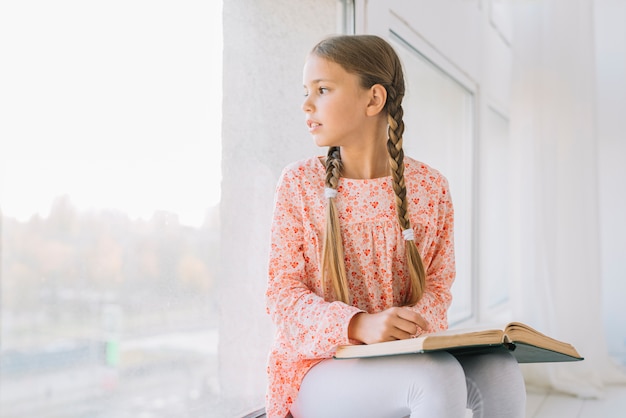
(334, 321, 583, 363)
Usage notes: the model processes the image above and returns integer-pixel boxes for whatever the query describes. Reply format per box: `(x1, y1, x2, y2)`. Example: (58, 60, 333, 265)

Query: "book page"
(504, 322, 582, 358)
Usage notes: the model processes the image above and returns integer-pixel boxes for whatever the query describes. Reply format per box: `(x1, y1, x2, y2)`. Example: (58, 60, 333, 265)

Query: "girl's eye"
(303, 87, 328, 97)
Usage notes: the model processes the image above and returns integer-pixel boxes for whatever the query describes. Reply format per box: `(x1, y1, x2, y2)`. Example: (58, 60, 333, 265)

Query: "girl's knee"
(407, 352, 467, 415)
(459, 352, 526, 417)
(459, 351, 522, 380)
(483, 351, 526, 393)
(403, 353, 466, 398)
(426, 351, 467, 384)
(387, 351, 466, 388)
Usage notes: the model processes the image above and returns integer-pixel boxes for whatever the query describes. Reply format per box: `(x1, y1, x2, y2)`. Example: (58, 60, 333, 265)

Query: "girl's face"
(302, 55, 372, 148)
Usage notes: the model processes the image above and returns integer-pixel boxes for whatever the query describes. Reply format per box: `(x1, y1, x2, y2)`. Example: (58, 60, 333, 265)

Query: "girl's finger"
(397, 307, 429, 330)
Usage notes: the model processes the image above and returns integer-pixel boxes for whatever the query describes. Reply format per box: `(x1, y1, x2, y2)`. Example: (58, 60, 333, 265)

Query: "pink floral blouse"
(265, 155, 455, 418)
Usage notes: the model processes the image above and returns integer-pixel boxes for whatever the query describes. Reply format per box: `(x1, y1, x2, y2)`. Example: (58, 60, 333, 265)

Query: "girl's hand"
(348, 307, 430, 345)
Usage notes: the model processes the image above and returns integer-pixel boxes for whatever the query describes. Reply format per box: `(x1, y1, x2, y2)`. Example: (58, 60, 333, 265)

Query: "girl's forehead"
(302, 55, 352, 85)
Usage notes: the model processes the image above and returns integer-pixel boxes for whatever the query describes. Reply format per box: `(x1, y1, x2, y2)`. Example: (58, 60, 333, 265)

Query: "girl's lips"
(307, 119, 321, 132)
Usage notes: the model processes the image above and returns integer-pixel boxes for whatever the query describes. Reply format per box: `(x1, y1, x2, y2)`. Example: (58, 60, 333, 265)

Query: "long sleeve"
(409, 175, 455, 332)
(265, 167, 362, 359)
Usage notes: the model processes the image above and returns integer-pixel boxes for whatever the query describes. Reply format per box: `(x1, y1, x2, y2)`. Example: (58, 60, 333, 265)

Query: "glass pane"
(391, 35, 475, 324)
(480, 108, 511, 309)
(0, 1, 223, 416)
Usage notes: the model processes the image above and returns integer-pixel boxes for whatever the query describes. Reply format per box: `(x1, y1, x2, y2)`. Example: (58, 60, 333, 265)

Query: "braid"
(387, 87, 426, 305)
(321, 147, 350, 303)
(386, 87, 409, 229)
(325, 147, 342, 190)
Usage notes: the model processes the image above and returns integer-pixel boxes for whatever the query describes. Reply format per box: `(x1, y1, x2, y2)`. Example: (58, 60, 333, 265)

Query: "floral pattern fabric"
(265, 155, 456, 418)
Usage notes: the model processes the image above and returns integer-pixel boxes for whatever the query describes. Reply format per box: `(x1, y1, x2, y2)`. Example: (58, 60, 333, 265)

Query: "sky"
(0, 1, 223, 227)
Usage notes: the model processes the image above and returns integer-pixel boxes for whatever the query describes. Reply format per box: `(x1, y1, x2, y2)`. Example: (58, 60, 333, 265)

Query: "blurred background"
(1, 1, 223, 416)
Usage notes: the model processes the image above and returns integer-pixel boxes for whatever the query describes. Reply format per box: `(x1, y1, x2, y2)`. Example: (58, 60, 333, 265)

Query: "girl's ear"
(365, 84, 387, 116)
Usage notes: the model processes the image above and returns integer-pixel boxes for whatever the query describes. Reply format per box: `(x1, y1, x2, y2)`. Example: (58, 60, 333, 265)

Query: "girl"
(265, 34, 526, 418)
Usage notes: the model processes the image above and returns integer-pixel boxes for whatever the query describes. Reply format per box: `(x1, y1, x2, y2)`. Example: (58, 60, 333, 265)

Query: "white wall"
(595, 0, 626, 364)
(219, 0, 339, 410)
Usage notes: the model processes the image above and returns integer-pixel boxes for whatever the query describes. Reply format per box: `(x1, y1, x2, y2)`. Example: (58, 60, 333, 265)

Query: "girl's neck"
(339, 141, 389, 179)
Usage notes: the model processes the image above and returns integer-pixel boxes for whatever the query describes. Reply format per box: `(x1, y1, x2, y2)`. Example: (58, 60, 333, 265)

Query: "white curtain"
(509, 0, 626, 397)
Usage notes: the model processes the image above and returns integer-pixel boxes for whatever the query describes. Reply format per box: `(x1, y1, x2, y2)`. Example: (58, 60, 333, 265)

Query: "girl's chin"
(313, 137, 336, 148)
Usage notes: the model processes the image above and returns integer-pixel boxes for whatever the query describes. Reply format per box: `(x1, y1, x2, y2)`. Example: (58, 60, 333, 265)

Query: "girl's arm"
(408, 176, 456, 333)
(265, 167, 362, 358)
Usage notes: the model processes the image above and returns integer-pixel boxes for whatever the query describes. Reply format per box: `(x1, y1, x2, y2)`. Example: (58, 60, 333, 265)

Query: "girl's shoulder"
(280, 155, 325, 179)
(404, 156, 448, 183)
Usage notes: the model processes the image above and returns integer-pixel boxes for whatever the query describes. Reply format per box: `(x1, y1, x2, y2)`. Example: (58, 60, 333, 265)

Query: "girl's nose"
(301, 96, 313, 113)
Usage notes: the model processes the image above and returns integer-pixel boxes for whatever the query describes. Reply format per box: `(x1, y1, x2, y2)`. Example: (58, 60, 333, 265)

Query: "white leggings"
(290, 351, 526, 418)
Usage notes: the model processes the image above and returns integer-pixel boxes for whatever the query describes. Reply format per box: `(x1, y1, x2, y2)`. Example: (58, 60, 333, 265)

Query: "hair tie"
(402, 228, 415, 241)
(324, 187, 338, 199)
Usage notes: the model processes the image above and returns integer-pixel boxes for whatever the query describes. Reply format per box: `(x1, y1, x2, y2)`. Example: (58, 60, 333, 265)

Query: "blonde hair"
(314, 35, 425, 306)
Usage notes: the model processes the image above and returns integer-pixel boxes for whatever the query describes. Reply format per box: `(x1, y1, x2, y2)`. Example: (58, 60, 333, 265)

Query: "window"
(361, 0, 515, 326)
(478, 107, 512, 314)
(390, 33, 476, 324)
(0, 1, 223, 416)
